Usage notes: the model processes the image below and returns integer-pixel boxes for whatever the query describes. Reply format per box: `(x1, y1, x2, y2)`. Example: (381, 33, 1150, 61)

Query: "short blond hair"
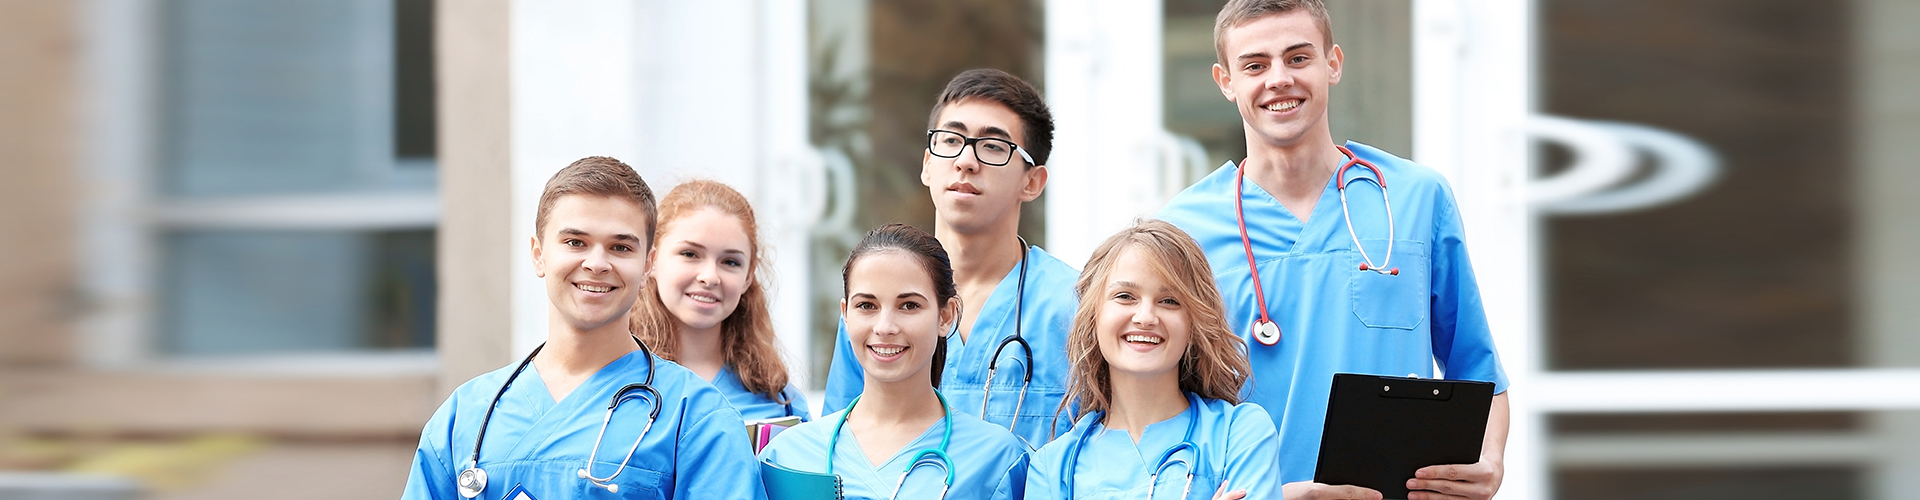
(1059, 219, 1251, 419)
(1213, 0, 1333, 66)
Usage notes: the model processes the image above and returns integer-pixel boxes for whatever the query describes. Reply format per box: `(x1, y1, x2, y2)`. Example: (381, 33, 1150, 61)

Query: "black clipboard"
(1313, 373, 1494, 499)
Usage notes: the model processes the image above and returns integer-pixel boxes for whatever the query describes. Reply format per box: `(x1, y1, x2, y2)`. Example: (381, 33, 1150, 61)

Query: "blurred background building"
(1, 0, 1916, 498)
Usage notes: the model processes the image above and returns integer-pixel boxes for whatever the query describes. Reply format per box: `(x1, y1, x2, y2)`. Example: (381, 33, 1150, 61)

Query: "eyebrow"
(1107, 280, 1138, 289)
(559, 228, 640, 242)
(941, 121, 1014, 140)
(1237, 42, 1315, 62)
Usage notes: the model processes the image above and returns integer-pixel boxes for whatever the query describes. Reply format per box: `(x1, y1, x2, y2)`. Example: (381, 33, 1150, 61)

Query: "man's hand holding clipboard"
(1302, 374, 1507, 500)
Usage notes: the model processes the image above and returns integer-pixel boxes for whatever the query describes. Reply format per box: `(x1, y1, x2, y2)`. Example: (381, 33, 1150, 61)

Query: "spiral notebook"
(761, 459, 843, 500)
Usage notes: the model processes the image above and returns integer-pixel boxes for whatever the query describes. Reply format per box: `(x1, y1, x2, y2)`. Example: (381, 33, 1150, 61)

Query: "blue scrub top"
(759, 401, 1029, 500)
(711, 364, 812, 423)
(1155, 141, 1509, 483)
(402, 349, 768, 500)
(823, 245, 1080, 449)
(1026, 394, 1281, 500)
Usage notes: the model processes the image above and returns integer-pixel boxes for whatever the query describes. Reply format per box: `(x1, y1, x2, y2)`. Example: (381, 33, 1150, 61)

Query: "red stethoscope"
(1235, 145, 1399, 346)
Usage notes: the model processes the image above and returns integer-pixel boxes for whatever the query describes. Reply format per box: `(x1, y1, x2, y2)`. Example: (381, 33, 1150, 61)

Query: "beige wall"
(434, 0, 515, 397)
(0, 0, 78, 366)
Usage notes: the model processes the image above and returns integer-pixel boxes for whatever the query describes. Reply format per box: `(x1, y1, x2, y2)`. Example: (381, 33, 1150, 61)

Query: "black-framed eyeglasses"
(926, 129, 1035, 167)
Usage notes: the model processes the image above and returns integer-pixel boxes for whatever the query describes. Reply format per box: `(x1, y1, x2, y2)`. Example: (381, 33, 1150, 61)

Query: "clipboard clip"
(1376, 376, 1454, 401)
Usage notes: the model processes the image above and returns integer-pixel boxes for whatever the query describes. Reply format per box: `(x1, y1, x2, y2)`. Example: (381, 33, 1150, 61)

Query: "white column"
(1412, 0, 1538, 498)
(1044, 0, 1165, 268)
(508, 0, 646, 355)
(1856, 0, 1920, 496)
(509, 1, 819, 378)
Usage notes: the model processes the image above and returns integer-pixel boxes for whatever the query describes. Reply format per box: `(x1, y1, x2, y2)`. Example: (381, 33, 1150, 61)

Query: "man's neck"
(933, 220, 1025, 342)
(935, 222, 1025, 290)
(535, 314, 641, 401)
(1103, 369, 1188, 444)
(1244, 133, 1347, 220)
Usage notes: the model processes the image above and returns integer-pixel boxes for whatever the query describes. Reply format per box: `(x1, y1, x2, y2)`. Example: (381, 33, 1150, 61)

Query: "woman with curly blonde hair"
(631, 179, 808, 421)
(1025, 219, 1281, 500)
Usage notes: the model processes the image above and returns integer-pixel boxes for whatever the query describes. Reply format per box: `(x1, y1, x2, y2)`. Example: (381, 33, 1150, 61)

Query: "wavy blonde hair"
(1059, 219, 1250, 419)
(630, 180, 790, 400)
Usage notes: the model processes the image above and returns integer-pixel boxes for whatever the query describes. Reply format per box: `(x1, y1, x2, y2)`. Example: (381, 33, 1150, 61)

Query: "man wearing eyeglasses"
(822, 68, 1081, 450)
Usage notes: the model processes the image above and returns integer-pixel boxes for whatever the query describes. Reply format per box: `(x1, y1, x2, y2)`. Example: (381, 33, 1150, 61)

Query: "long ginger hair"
(630, 180, 791, 400)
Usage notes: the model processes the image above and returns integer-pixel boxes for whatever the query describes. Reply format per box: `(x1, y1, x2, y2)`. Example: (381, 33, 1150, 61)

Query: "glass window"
(806, 0, 1046, 385)
(154, 0, 437, 355)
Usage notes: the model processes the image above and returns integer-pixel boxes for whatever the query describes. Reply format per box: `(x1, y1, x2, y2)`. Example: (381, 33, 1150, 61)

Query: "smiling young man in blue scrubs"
(403, 157, 765, 500)
(1154, 2, 1510, 500)
(823, 69, 1080, 449)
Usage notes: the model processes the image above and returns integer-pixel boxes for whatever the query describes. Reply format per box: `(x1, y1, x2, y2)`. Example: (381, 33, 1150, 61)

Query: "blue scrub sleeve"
(675, 406, 771, 500)
(1022, 447, 1061, 500)
(400, 403, 455, 499)
(822, 320, 864, 414)
(1428, 196, 1510, 393)
(1221, 405, 1283, 500)
(989, 453, 1030, 500)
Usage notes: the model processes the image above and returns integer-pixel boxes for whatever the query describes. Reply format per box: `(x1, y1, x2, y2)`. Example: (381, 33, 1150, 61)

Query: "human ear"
(1327, 44, 1345, 86)
(1020, 165, 1049, 202)
(1212, 63, 1235, 102)
(531, 236, 545, 277)
(940, 296, 962, 332)
(920, 150, 935, 188)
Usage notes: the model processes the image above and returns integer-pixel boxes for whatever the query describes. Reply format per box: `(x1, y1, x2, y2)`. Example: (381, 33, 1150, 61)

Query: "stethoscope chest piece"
(1252, 320, 1281, 346)
(456, 464, 487, 498)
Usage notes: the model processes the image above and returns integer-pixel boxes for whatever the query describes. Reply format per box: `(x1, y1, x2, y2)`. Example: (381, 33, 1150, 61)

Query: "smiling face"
(842, 250, 954, 386)
(1211, 10, 1343, 150)
(920, 98, 1047, 235)
(649, 207, 752, 338)
(1094, 246, 1192, 381)
(532, 194, 653, 335)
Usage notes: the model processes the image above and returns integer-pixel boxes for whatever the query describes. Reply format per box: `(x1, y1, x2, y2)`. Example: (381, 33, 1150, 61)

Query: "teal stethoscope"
(828, 392, 957, 499)
(1235, 145, 1398, 346)
(455, 335, 661, 498)
(1062, 393, 1204, 500)
(979, 237, 1032, 435)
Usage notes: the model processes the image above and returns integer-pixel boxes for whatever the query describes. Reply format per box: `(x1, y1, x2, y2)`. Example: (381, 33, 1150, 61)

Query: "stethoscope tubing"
(1063, 393, 1203, 500)
(457, 336, 655, 498)
(981, 237, 1033, 436)
(1233, 145, 1399, 348)
(828, 392, 958, 499)
(576, 382, 665, 492)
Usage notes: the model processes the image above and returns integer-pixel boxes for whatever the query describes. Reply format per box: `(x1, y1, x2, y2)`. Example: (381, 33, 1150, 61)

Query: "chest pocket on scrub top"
(1348, 239, 1428, 330)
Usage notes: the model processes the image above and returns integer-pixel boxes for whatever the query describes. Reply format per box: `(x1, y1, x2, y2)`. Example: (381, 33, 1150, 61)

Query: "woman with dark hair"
(1025, 219, 1281, 500)
(631, 179, 809, 422)
(759, 224, 1028, 499)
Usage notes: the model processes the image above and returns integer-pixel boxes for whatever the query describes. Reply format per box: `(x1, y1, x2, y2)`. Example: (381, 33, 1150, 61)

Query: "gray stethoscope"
(827, 392, 957, 499)
(979, 237, 1032, 435)
(455, 335, 661, 498)
(1062, 393, 1204, 500)
(1234, 145, 1398, 346)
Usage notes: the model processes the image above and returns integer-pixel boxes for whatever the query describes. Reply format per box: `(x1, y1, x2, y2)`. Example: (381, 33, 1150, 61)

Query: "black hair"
(841, 223, 958, 388)
(927, 69, 1055, 168)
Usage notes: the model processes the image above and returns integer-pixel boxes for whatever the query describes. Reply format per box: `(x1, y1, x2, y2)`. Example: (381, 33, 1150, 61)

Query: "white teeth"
(688, 294, 719, 303)
(578, 284, 612, 293)
(870, 346, 905, 356)
(1265, 100, 1301, 112)
(1124, 334, 1162, 345)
